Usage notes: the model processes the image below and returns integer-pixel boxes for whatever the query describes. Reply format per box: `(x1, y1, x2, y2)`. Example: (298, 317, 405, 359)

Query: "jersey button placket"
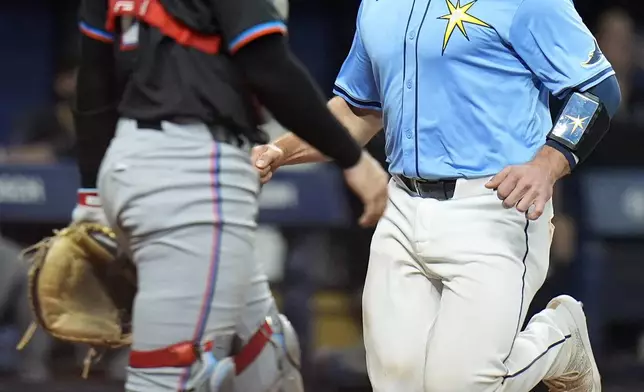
(402, 18, 419, 177)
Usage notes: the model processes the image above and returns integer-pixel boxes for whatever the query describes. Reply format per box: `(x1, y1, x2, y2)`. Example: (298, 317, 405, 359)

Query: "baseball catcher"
(20, 0, 389, 391)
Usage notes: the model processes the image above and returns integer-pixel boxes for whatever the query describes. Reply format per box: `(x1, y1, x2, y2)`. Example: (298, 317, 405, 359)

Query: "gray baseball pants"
(98, 119, 276, 391)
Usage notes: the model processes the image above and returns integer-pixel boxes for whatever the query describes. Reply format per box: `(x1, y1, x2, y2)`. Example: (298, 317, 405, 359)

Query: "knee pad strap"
(276, 313, 302, 370)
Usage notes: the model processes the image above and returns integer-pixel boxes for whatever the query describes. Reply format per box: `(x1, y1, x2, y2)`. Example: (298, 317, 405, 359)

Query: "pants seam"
(177, 141, 223, 390)
(503, 334, 571, 380)
(502, 218, 530, 373)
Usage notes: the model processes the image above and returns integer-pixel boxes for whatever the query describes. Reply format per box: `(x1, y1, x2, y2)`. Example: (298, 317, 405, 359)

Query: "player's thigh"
(121, 221, 256, 392)
(100, 130, 259, 338)
(236, 253, 275, 341)
(363, 205, 442, 392)
(421, 200, 553, 392)
(131, 222, 256, 347)
(233, 256, 284, 392)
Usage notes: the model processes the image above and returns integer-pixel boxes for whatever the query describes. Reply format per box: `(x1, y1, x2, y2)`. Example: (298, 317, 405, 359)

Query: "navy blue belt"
(395, 175, 457, 200)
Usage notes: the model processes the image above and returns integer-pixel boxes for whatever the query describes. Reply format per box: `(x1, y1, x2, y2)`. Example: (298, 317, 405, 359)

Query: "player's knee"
(425, 361, 501, 392)
(236, 312, 304, 392)
(366, 343, 424, 387)
(423, 355, 490, 392)
(424, 366, 478, 392)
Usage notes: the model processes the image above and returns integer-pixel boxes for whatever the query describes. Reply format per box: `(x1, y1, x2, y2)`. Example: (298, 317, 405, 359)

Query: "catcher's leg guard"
(127, 311, 303, 392)
(180, 311, 304, 392)
(274, 313, 304, 392)
(233, 311, 304, 392)
(128, 333, 238, 392)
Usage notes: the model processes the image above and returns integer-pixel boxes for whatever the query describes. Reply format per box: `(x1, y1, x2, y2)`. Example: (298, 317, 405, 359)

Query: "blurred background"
(0, 0, 643, 391)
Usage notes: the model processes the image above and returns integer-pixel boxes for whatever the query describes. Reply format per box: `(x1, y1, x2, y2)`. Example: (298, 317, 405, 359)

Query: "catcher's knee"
(189, 353, 236, 392)
(127, 310, 303, 392)
(234, 312, 304, 392)
(190, 311, 303, 392)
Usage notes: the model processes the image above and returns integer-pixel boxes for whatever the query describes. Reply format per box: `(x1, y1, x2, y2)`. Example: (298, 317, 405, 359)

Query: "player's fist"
(252, 144, 285, 184)
(343, 151, 389, 227)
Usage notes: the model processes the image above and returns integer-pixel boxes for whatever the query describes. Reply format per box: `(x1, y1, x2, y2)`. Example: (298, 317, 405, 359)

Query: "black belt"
(395, 175, 457, 200)
(136, 119, 249, 147)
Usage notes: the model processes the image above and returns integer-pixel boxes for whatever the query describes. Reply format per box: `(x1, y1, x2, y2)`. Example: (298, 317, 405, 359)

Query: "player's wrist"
(272, 135, 297, 163)
(343, 150, 368, 174)
(533, 145, 571, 181)
(273, 134, 325, 166)
(78, 188, 102, 208)
(334, 140, 362, 170)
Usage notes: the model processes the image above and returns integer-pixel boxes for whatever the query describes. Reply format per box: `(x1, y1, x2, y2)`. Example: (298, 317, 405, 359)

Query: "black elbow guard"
(546, 91, 610, 170)
(74, 105, 119, 188)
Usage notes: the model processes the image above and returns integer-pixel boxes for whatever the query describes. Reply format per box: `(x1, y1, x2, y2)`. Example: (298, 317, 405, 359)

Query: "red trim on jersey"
(107, 0, 221, 54)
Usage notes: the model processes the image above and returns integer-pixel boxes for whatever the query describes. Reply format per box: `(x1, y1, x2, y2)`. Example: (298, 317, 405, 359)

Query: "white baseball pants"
(363, 178, 570, 392)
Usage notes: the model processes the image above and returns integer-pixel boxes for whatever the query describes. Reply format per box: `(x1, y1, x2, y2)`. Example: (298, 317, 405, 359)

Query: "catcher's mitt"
(17, 222, 136, 376)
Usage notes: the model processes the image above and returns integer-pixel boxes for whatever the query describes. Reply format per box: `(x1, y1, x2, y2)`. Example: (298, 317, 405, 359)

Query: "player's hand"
(485, 162, 555, 221)
(71, 189, 109, 226)
(252, 144, 285, 184)
(343, 151, 389, 227)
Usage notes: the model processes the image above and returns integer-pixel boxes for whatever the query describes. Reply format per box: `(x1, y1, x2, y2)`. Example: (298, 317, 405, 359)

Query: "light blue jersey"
(334, 0, 615, 179)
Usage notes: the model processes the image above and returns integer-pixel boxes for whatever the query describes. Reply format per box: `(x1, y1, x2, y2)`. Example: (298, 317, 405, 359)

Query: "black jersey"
(107, 0, 287, 142)
(78, 0, 137, 91)
(76, 0, 363, 185)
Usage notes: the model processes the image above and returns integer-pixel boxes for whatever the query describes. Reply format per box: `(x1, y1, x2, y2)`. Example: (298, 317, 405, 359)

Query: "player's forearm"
(74, 35, 120, 188)
(271, 133, 325, 165)
(234, 35, 362, 169)
(275, 96, 383, 166)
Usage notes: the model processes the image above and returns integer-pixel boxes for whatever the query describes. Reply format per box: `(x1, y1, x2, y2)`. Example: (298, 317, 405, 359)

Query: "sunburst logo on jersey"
(438, 0, 491, 54)
(581, 39, 604, 68)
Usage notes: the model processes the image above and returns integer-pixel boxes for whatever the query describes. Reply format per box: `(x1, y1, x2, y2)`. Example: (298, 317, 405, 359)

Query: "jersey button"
(409, 30, 416, 40)
(406, 80, 413, 89)
(405, 130, 413, 139)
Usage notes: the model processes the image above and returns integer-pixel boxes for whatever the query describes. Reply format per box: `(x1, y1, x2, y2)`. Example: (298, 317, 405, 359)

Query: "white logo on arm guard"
(113, 0, 135, 13)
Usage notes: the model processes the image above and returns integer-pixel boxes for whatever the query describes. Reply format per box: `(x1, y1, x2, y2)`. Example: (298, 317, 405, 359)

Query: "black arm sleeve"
(74, 34, 120, 188)
(233, 35, 362, 169)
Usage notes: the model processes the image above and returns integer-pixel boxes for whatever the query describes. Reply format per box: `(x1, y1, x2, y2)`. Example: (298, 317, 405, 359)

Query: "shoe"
(543, 295, 601, 392)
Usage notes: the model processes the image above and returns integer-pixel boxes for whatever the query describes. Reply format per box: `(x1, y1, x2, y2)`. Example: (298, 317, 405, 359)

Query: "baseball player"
(252, 0, 622, 391)
(72, 0, 389, 391)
